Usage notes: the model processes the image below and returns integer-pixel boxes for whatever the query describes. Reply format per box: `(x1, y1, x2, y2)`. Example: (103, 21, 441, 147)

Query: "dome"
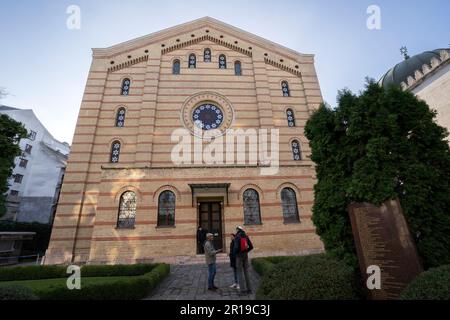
(379, 48, 450, 89)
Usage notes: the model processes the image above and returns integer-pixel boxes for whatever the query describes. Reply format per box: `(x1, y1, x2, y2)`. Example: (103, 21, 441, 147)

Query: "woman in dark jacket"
(229, 234, 239, 289)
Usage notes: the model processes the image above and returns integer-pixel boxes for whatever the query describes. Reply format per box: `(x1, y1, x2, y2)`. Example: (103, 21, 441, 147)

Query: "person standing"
(233, 226, 254, 295)
(228, 234, 239, 289)
(204, 233, 221, 290)
(197, 226, 207, 254)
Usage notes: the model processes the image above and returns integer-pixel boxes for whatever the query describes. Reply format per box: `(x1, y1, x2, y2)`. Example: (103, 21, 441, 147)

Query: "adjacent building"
(0, 106, 70, 224)
(379, 48, 450, 133)
(44, 17, 324, 265)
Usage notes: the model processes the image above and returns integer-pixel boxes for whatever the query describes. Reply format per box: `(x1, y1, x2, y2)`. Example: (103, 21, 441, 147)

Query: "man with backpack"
(233, 226, 254, 295)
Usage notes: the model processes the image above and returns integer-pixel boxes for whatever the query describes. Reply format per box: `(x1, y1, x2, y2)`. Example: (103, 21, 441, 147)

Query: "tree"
(0, 114, 27, 217)
(305, 80, 450, 269)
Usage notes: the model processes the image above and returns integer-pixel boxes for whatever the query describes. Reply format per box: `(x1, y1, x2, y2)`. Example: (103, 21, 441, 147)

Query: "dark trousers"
(208, 263, 217, 288)
(236, 254, 251, 292)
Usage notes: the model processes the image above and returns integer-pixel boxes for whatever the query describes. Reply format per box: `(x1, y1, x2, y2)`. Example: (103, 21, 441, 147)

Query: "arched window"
(204, 48, 211, 62)
(117, 191, 137, 229)
(243, 189, 261, 225)
(219, 54, 227, 69)
(121, 78, 131, 96)
(234, 61, 242, 76)
(281, 81, 290, 97)
(115, 107, 126, 127)
(188, 54, 196, 68)
(158, 190, 175, 227)
(173, 59, 180, 75)
(291, 140, 301, 161)
(110, 140, 121, 163)
(281, 188, 299, 223)
(286, 108, 296, 127)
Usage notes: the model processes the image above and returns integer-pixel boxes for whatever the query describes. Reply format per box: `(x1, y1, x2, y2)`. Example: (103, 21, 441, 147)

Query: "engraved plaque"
(348, 199, 423, 300)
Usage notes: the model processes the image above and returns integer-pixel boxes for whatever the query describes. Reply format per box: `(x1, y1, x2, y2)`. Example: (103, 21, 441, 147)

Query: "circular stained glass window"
(192, 103, 223, 130)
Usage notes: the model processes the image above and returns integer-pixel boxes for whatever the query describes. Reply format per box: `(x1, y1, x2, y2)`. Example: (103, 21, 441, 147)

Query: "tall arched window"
(204, 48, 211, 62)
(281, 188, 299, 223)
(243, 189, 261, 225)
(173, 59, 180, 75)
(281, 81, 290, 97)
(291, 140, 301, 161)
(188, 54, 196, 68)
(117, 191, 137, 229)
(121, 78, 131, 96)
(219, 54, 227, 69)
(234, 61, 242, 76)
(115, 107, 126, 127)
(110, 140, 121, 163)
(286, 108, 296, 127)
(158, 190, 176, 227)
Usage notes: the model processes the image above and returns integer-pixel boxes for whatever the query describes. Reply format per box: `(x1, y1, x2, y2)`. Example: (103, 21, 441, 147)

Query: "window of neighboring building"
(19, 158, 28, 168)
(234, 61, 242, 76)
(292, 140, 301, 161)
(10, 190, 19, 196)
(204, 48, 211, 62)
(281, 187, 300, 223)
(14, 174, 23, 183)
(173, 59, 181, 75)
(28, 130, 37, 141)
(281, 81, 290, 97)
(117, 191, 137, 229)
(110, 140, 121, 163)
(121, 78, 131, 96)
(286, 108, 296, 127)
(188, 54, 196, 68)
(25, 144, 32, 154)
(219, 54, 227, 69)
(243, 189, 262, 225)
(157, 190, 176, 227)
(116, 107, 126, 127)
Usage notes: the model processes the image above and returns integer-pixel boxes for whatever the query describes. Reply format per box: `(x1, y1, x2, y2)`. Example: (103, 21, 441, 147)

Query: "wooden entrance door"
(198, 202, 223, 253)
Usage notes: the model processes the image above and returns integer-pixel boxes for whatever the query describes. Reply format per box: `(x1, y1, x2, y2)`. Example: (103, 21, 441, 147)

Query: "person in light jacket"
(204, 233, 222, 290)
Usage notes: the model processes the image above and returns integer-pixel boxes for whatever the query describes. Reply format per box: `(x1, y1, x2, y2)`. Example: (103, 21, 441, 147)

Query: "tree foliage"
(0, 114, 27, 217)
(305, 80, 450, 269)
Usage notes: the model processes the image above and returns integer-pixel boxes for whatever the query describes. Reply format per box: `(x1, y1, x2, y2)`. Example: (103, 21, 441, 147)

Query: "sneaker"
(230, 284, 237, 288)
(236, 285, 240, 290)
(213, 286, 219, 290)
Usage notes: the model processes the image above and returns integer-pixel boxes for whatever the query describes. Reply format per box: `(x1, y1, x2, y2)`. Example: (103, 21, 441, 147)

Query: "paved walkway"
(146, 263, 260, 300)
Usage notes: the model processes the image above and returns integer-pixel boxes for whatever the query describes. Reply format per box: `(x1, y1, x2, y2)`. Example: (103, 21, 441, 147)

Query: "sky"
(0, 0, 449, 143)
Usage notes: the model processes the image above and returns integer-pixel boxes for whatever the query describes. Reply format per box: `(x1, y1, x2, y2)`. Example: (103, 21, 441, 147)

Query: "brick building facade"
(44, 17, 324, 265)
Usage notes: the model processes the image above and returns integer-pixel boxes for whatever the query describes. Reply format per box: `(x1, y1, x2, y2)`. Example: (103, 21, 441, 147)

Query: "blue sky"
(0, 0, 449, 143)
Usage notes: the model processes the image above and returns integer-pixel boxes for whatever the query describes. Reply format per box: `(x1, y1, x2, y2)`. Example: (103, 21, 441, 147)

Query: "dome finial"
(400, 46, 410, 60)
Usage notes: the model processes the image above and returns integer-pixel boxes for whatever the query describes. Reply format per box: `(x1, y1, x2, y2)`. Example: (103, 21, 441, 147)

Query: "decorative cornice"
(107, 55, 149, 73)
(161, 34, 252, 57)
(401, 50, 450, 91)
(264, 57, 302, 77)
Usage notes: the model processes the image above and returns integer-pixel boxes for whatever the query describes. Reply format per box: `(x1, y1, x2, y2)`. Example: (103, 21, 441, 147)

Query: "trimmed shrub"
(0, 285, 39, 300)
(252, 256, 307, 276)
(400, 265, 450, 300)
(0, 263, 170, 300)
(256, 254, 360, 300)
(0, 265, 67, 281)
(81, 264, 156, 277)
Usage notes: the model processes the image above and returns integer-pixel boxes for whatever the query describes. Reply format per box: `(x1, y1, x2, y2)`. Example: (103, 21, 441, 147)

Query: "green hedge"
(400, 265, 450, 300)
(0, 265, 67, 281)
(251, 256, 294, 276)
(256, 254, 361, 300)
(0, 284, 39, 300)
(0, 263, 158, 281)
(0, 263, 170, 300)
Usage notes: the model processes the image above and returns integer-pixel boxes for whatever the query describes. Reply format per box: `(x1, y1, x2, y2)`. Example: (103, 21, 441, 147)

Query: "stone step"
(177, 254, 230, 265)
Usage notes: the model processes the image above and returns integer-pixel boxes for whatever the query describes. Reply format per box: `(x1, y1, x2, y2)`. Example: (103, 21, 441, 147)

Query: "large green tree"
(0, 114, 27, 217)
(305, 80, 450, 269)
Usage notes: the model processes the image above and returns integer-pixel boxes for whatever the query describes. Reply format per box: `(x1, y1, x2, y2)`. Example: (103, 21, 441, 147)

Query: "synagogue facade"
(44, 17, 324, 265)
